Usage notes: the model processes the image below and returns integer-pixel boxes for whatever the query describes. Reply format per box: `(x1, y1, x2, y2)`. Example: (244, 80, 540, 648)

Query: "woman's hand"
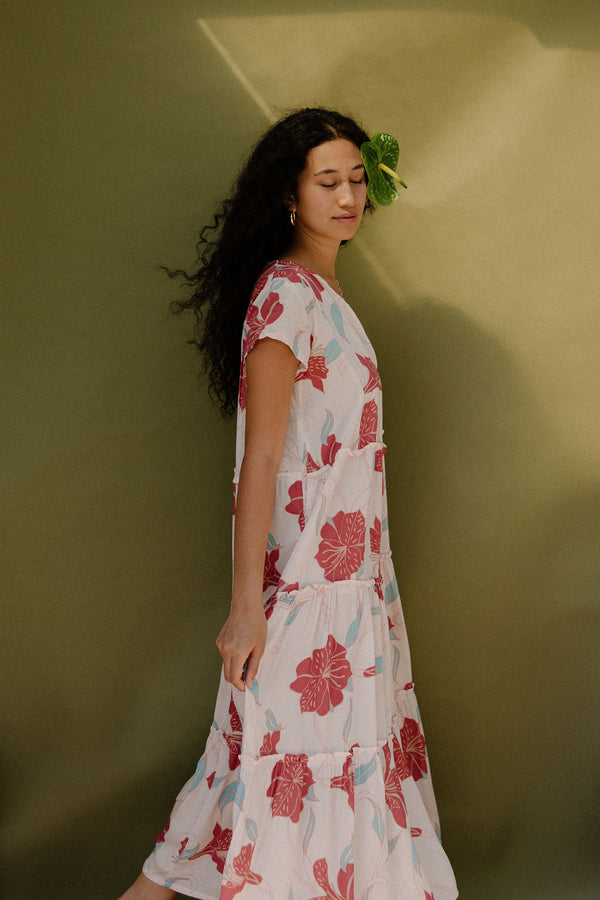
(216, 603, 267, 691)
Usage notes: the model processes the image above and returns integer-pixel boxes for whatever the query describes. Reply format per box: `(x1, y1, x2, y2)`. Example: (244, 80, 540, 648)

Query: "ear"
(286, 192, 296, 212)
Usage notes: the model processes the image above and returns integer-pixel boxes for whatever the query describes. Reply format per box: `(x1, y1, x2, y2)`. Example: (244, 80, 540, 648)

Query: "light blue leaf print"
(353, 758, 377, 785)
(248, 677, 259, 701)
(331, 304, 345, 337)
(271, 277, 285, 290)
(211, 774, 228, 788)
(345, 676, 354, 693)
(392, 645, 400, 682)
(342, 699, 353, 745)
(412, 839, 422, 874)
(266, 709, 279, 732)
(387, 835, 400, 853)
(218, 779, 245, 811)
(266, 532, 278, 551)
(284, 605, 301, 626)
(189, 755, 207, 790)
(321, 409, 334, 444)
(382, 516, 389, 532)
(370, 605, 381, 616)
(371, 655, 384, 676)
(369, 799, 385, 842)
(323, 339, 342, 365)
(245, 818, 258, 842)
(306, 785, 317, 802)
(303, 808, 316, 853)
(384, 576, 399, 605)
(340, 841, 354, 871)
(345, 606, 362, 647)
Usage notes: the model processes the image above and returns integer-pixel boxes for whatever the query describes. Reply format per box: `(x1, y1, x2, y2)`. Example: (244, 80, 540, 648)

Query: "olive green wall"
(2, 2, 599, 897)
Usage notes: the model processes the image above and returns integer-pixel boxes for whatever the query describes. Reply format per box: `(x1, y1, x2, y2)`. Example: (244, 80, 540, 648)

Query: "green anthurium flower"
(360, 132, 407, 206)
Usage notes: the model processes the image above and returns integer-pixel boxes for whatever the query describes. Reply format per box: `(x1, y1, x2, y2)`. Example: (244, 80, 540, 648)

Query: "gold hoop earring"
(290, 210, 296, 226)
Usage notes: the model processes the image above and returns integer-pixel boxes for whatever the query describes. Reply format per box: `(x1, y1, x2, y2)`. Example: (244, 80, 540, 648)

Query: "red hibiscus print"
(220, 842, 262, 899)
(321, 433, 341, 467)
(249, 266, 272, 303)
(330, 746, 356, 811)
(266, 754, 315, 823)
(285, 480, 305, 531)
(238, 360, 247, 411)
(178, 837, 188, 857)
(358, 400, 378, 449)
(411, 827, 423, 838)
(357, 354, 382, 393)
(310, 857, 354, 900)
(392, 731, 411, 781)
(374, 447, 385, 473)
(400, 718, 428, 781)
(306, 451, 321, 472)
(296, 353, 328, 391)
(383, 740, 407, 828)
(276, 578, 299, 594)
(224, 697, 242, 771)
(243, 291, 284, 357)
(290, 634, 352, 715)
(188, 822, 232, 872)
(263, 594, 278, 621)
(370, 516, 381, 555)
(315, 510, 365, 581)
(424, 893, 435, 900)
(259, 729, 281, 757)
(155, 817, 170, 845)
(374, 572, 384, 601)
(207, 771, 216, 789)
(305, 433, 341, 473)
(263, 547, 281, 594)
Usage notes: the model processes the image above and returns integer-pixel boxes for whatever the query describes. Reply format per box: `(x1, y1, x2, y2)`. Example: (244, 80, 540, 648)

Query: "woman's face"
(290, 138, 367, 248)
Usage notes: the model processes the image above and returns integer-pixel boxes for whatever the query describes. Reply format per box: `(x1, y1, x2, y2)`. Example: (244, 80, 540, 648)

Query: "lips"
(334, 214, 357, 221)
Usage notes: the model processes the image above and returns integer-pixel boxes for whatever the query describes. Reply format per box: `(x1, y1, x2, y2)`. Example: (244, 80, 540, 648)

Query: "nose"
(337, 181, 354, 206)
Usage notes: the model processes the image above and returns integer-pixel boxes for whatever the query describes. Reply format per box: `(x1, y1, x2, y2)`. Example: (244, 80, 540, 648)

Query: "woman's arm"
(216, 337, 299, 690)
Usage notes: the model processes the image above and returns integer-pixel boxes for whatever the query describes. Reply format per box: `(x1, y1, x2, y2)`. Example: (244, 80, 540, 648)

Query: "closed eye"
(321, 179, 365, 188)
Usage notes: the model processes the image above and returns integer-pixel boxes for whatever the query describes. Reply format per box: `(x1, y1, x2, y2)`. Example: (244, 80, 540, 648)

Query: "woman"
(120, 108, 457, 900)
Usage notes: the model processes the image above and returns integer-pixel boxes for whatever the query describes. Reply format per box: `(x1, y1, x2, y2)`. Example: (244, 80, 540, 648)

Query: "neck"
(282, 233, 340, 287)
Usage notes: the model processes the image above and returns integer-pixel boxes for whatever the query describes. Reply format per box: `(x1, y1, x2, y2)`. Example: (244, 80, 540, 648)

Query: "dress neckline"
(271, 259, 345, 302)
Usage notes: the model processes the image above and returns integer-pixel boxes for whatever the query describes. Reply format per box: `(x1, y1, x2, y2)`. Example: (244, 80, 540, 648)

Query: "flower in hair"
(360, 133, 407, 206)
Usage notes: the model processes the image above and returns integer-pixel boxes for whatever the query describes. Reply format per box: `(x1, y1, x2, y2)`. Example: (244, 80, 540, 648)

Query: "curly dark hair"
(168, 107, 373, 417)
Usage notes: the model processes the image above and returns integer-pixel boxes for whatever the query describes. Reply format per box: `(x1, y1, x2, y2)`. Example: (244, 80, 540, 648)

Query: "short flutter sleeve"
(241, 272, 312, 373)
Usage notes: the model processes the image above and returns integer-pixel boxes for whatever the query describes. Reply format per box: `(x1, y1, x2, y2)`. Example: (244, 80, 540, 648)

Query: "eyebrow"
(313, 163, 365, 176)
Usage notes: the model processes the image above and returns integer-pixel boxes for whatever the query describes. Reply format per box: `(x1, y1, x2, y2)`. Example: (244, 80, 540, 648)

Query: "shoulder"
(249, 260, 327, 308)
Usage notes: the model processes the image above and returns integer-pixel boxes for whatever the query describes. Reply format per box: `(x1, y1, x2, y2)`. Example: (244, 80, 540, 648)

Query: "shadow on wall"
(198, 0, 600, 51)
(342, 253, 600, 898)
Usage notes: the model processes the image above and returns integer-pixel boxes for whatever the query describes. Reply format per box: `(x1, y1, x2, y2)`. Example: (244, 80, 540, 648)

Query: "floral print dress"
(142, 261, 458, 900)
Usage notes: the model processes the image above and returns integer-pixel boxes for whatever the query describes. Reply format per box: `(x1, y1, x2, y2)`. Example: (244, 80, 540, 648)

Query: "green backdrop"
(2, 1, 599, 897)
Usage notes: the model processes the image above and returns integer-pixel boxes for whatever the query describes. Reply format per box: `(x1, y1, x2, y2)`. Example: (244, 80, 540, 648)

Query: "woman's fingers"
(216, 607, 267, 689)
(222, 650, 247, 690)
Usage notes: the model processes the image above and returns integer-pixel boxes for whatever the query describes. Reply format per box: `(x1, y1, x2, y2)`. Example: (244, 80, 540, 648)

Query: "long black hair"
(168, 107, 372, 417)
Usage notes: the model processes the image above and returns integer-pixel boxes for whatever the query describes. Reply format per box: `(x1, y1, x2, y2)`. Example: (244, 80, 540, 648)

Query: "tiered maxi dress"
(143, 261, 458, 900)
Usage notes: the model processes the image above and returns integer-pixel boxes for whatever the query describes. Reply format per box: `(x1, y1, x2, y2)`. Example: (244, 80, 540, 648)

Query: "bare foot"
(118, 872, 178, 899)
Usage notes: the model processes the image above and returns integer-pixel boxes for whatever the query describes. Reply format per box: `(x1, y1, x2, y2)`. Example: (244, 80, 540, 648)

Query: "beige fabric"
(2, 2, 599, 897)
